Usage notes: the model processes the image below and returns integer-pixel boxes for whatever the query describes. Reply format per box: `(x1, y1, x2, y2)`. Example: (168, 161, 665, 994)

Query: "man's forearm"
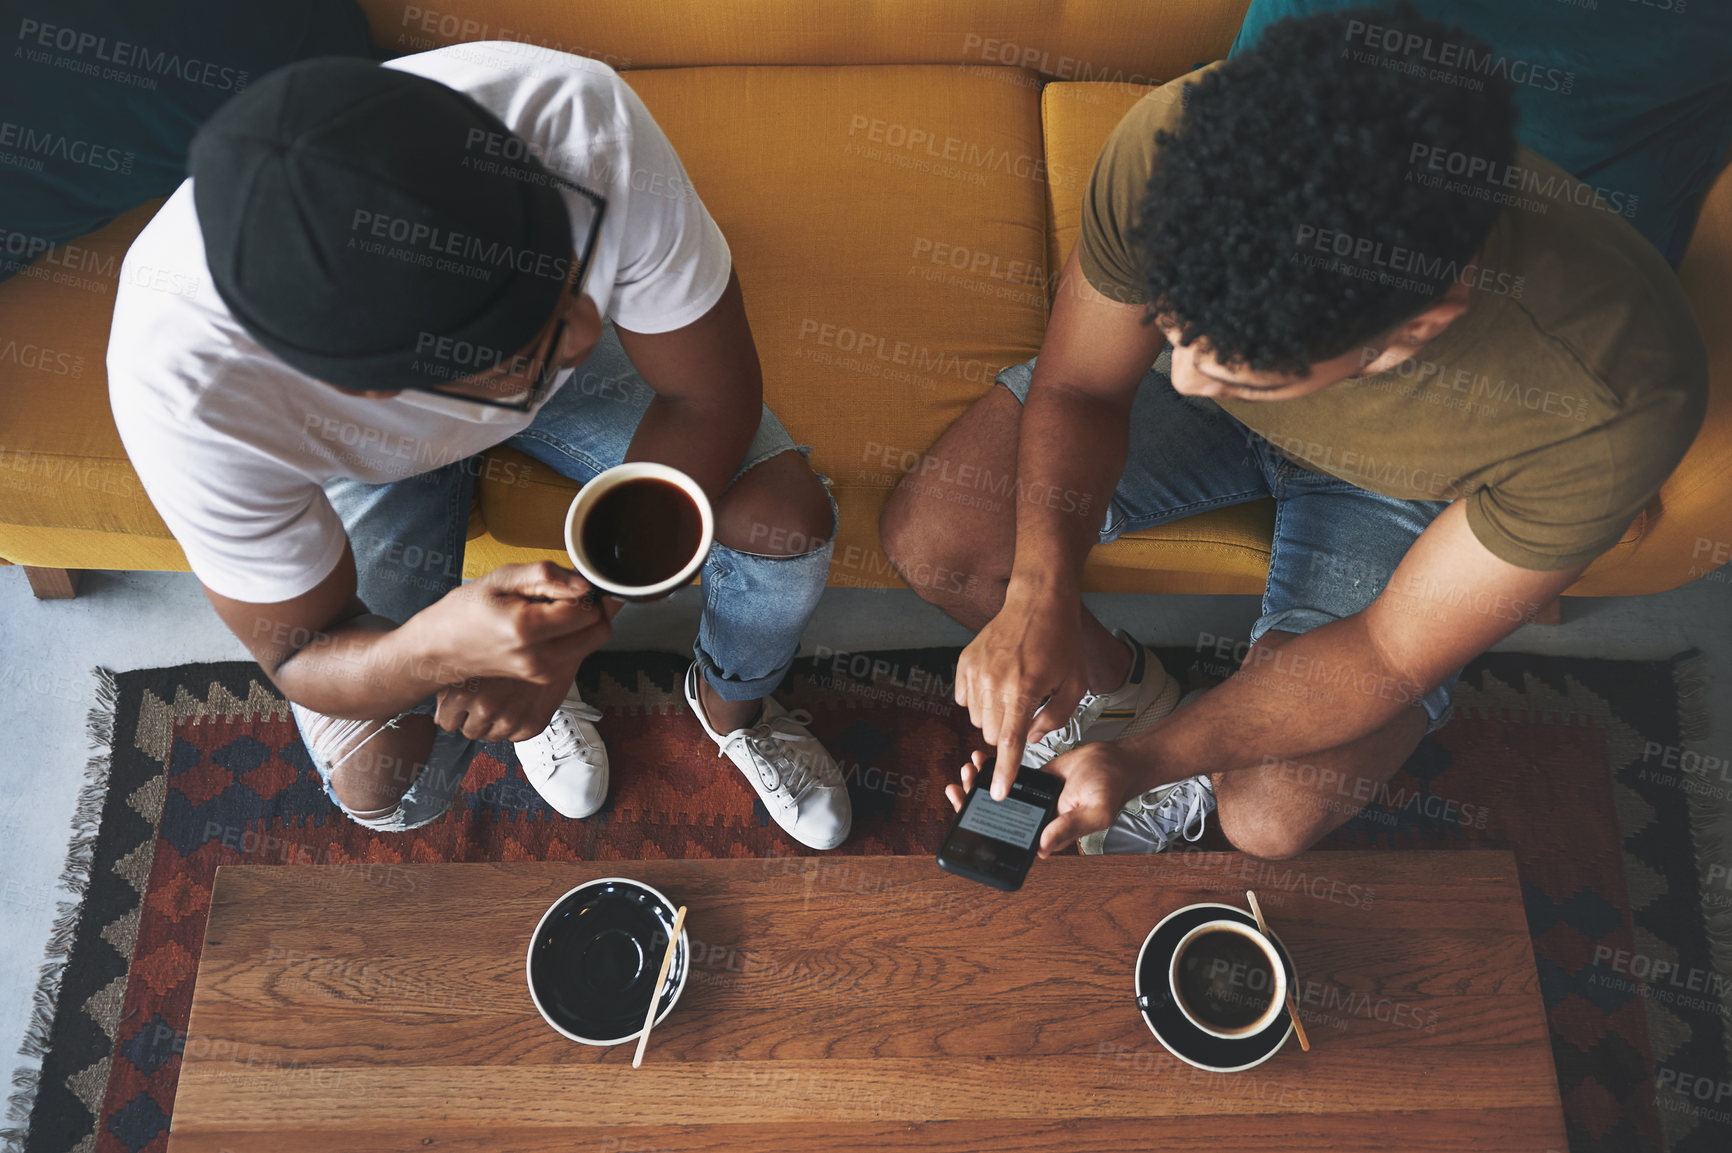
(1119, 614, 1428, 788)
(624, 394, 757, 506)
(270, 612, 478, 720)
(1008, 374, 1132, 598)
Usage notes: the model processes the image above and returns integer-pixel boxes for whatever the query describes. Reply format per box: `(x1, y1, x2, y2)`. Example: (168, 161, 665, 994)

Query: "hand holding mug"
(434, 595, 622, 741)
(416, 562, 616, 685)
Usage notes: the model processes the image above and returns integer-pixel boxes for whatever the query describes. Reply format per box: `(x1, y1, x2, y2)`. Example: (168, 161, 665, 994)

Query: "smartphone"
(936, 762, 1062, 892)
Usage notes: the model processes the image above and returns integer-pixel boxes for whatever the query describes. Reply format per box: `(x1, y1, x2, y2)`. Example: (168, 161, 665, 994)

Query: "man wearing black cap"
(107, 42, 852, 849)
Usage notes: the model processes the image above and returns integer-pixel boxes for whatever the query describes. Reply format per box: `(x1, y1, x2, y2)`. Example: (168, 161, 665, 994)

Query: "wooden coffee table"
(167, 852, 1565, 1151)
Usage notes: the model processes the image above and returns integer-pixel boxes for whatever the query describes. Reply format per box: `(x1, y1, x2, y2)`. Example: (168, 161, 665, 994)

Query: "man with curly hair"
(881, 6, 1707, 858)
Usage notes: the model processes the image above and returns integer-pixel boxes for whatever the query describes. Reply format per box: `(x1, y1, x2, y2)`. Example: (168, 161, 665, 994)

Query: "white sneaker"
(513, 682, 609, 819)
(1078, 776, 1216, 855)
(682, 662, 851, 850)
(1080, 687, 1215, 855)
(1022, 630, 1181, 768)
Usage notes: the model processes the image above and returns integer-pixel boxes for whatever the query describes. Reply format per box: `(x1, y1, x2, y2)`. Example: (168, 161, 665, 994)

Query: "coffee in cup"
(564, 463, 714, 600)
(1168, 919, 1286, 1039)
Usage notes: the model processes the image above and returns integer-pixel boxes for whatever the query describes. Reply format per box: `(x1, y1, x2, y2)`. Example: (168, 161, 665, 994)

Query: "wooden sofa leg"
(1529, 596, 1563, 625)
(22, 567, 82, 599)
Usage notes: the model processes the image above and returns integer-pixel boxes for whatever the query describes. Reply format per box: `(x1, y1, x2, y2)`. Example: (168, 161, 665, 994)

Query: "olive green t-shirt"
(1077, 66, 1709, 572)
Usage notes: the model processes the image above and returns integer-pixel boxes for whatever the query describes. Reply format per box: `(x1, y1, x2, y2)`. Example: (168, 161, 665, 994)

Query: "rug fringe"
(1, 666, 119, 1152)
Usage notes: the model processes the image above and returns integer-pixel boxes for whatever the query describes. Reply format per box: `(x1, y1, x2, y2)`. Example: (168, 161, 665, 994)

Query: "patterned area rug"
(3, 648, 1723, 1153)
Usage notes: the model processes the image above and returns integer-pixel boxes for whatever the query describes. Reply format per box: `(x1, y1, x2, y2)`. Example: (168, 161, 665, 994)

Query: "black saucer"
(527, 878, 687, 1045)
(1135, 902, 1297, 1072)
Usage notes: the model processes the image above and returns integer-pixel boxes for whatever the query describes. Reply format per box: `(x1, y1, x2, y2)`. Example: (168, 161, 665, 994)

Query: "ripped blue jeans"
(290, 323, 836, 831)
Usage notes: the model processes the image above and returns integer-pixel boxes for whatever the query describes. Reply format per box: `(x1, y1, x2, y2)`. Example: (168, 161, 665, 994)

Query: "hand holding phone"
(936, 753, 1062, 892)
(945, 744, 1156, 863)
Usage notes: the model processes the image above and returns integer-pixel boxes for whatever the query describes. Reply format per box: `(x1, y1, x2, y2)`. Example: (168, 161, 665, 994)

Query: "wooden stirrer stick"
(632, 904, 687, 1068)
(1246, 890, 1309, 1053)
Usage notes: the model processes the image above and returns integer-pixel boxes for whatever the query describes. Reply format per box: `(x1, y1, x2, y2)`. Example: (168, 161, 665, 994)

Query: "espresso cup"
(525, 876, 690, 1046)
(563, 462, 715, 601)
(1167, 919, 1287, 1039)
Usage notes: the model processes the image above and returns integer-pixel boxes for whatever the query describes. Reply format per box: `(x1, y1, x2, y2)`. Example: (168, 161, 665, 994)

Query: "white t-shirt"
(108, 43, 731, 603)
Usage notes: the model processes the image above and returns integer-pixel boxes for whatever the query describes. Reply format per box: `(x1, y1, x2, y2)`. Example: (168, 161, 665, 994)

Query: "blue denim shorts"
(998, 349, 1458, 732)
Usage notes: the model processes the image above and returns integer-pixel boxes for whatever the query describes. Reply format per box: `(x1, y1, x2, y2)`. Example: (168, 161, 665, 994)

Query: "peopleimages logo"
(398, 7, 632, 70)
(0, 339, 81, 377)
(1408, 143, 1638, 220)
(0, 120, 134, 174)
(1357, 351, 1592, 423)
(15, 19, 249, 92)
(1292, 223, 1526, 299)
(348, 209, 570, 283)
(845, 114, 1080, 190)
(1342, 18, 1574, 95)
(1264, 431, 1464, 500)
(959, 33, 1160, 87)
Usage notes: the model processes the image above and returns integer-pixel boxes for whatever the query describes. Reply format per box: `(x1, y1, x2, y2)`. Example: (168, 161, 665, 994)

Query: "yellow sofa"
(3, 0, 1729, 598)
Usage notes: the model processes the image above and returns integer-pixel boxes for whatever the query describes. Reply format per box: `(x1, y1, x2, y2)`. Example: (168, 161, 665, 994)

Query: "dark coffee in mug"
(579, 477, 704, 589)
(1174, 927, 1277, 1031)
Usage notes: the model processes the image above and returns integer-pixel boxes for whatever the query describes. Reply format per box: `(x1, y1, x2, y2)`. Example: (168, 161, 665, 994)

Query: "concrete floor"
(2, 564, 1729, 1119)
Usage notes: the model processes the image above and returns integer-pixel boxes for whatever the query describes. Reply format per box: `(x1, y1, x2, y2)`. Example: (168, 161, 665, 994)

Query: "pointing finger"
(992, 691, 1033, 799)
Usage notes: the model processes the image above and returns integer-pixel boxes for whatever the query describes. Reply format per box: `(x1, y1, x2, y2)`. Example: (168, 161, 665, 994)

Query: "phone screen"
(936, 765, 1061, 892)
(957, 789, 1047, 849)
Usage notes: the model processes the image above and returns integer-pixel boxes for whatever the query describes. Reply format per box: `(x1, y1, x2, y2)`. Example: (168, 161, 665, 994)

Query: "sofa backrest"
(355, 0, 1251, 76)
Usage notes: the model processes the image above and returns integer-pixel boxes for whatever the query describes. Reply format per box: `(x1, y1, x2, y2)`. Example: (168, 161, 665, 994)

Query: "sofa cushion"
(0, 200, 172, 539)
(360, 0, 1249, 77)
(480, 64, 1053, 587)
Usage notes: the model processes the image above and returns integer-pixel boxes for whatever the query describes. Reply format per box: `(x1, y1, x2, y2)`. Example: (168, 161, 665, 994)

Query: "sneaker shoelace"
(1031, 691, 1103, 756)
(542, 699, 604, 755)
(721, 708, 836, 807)
(1127, 781, 1212, 850)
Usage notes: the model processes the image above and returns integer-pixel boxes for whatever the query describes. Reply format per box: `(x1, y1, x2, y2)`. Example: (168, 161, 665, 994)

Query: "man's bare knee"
(879, 385, 1023, 605)
(716, 450, 834, 557)
(1218, 803, 1312, 861)
(880, 460, 1010, 595)
(879, 480, 945, 577)
(324, 714, 436, 814)
(1214, 776, 1318, 861)
(881, 500, 1001, 605)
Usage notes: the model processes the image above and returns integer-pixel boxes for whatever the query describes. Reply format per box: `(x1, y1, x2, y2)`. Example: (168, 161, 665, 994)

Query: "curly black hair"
(1130, 5, 1519, 374)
